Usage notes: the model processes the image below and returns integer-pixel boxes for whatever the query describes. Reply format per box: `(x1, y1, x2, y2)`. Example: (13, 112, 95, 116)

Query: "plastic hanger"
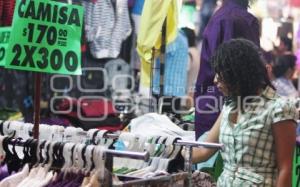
(83, 145, 94, 174)
(22, 138, 33, 166)
(0, 121, 5, 135)
(147, 136, 167, 173)
(3, 121, 16, 138)
(93, 146, 106, 183)
(132, 135, 147, 170)
(29, 139, 38, 168)
(62, 142, 75, 173)
(130, 136, 166, 177)
(88, 129, 99, 145)
(156, 136, 176, 172)
(95, 130, 109, 146)
(74, 143, 85, 172)
(0, 135, 6, 164)
(50, 142, 60, 169)
(162, 138, 182, 172)
(2, 137, 22, 173)
(42, 141, 51, 167)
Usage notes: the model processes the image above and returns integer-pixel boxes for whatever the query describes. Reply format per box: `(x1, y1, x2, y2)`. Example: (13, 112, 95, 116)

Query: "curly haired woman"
(192, 39, 298, 186)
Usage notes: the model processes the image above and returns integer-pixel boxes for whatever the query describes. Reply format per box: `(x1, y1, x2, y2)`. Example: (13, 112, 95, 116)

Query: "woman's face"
(214, 74, 229, 96)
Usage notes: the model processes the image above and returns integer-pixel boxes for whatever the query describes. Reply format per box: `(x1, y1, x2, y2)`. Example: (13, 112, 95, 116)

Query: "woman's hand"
(191, 112, 222, 164)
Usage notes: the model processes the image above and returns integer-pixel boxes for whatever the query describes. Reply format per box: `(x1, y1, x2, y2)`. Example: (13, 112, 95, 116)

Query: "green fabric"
(0, 108, 21, 120)
(199, 153, 223, 182)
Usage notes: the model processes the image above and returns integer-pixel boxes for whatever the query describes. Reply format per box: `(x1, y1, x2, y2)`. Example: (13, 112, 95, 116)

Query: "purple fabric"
(0, 165, 9, 181)
(128, 0, 135, 8)
(47, 172, 84, 187)
(64, 173, 84, 187)
(195, 0, 260, 138)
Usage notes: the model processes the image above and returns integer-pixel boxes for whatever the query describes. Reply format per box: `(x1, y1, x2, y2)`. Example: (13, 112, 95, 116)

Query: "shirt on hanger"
(137, 0, 178, 87)
(83, 0, 132, 59)
(0, 164, 29, 187)
(152, 31, 189, 97)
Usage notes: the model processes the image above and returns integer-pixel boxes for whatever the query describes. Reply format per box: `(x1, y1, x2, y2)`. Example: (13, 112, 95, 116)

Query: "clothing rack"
(1, 120, 223, 186)
(0, 120, 120, 142)
(76, 131, 120, 139)
(5, 137, 150, 186)
(175, 140, 224, 187)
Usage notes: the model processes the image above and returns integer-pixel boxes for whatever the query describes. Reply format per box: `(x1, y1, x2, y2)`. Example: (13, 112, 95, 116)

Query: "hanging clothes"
(152, 31, 188, 97)
(130, 0, 145, 71)
(137, 0, 179, 87)
(83, 0, 132, 59)
(104, 58, 132, 91)
(0, 0, 15, 26)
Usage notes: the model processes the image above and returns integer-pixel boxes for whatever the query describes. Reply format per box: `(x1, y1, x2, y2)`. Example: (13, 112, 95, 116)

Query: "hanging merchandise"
(0, 135, 152, 186)
(0, 0, 15, 26)
(137, 0, 179, 87)
(0, 27, 10, 66)
(152, 31, 189, 97)
(104, 58, 132, 92)
(128, 113, 195, 141)
(130, 0, 145, 71)
(54, 97, 122, 131)
(5, 0, 84, 75)
(83, 0, 132, 59)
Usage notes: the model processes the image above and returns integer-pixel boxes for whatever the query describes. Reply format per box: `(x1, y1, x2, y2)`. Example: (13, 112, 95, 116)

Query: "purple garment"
(0, 165, 9, 181)
(195, 0, 260, 138)
(64, 173, 84, 187)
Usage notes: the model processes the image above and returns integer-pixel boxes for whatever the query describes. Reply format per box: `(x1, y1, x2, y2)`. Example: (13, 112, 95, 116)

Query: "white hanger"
(156, 136, 175, 172)
(51, 125, 64, 142)
(39, 124, 51, 141)
(93, 146, 106, 183)
(62, 142, 75, 172)
(3, 121, 15, 137)
(132, 135, 147, 170)
(23, 123, 33, 139)
(84, 145, 94, 173)
(87, 129, 99, 144)
(74, 143, 85, 171)
(115, 132, 135, 169)
(95, 130, 108, 145)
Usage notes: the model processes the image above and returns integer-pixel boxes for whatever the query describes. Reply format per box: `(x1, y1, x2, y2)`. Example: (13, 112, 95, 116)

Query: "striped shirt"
(217, 86, 298, 186)
(83, 0, 132, 59)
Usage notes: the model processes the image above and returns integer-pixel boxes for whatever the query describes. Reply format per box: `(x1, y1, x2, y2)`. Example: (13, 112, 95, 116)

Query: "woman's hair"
(181, 27, 196, 47)
(272, 54, 297, 78)
(211, 38, 273, 101)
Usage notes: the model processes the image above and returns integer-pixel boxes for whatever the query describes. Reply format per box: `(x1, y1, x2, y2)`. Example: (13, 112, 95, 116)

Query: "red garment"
(291, 0, 300, 7)
(1, 0, 15, 26)
(0, 0, 3, 26)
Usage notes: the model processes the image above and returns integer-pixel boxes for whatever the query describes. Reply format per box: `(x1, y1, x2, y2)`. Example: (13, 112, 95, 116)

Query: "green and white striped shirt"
(217, 86, 298, 187)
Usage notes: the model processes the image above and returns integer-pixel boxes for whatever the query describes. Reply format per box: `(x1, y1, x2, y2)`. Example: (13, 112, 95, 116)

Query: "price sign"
(293, 145, 300, 187)
(0, 27, 11, 66)
(5, 0, 83, 75)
